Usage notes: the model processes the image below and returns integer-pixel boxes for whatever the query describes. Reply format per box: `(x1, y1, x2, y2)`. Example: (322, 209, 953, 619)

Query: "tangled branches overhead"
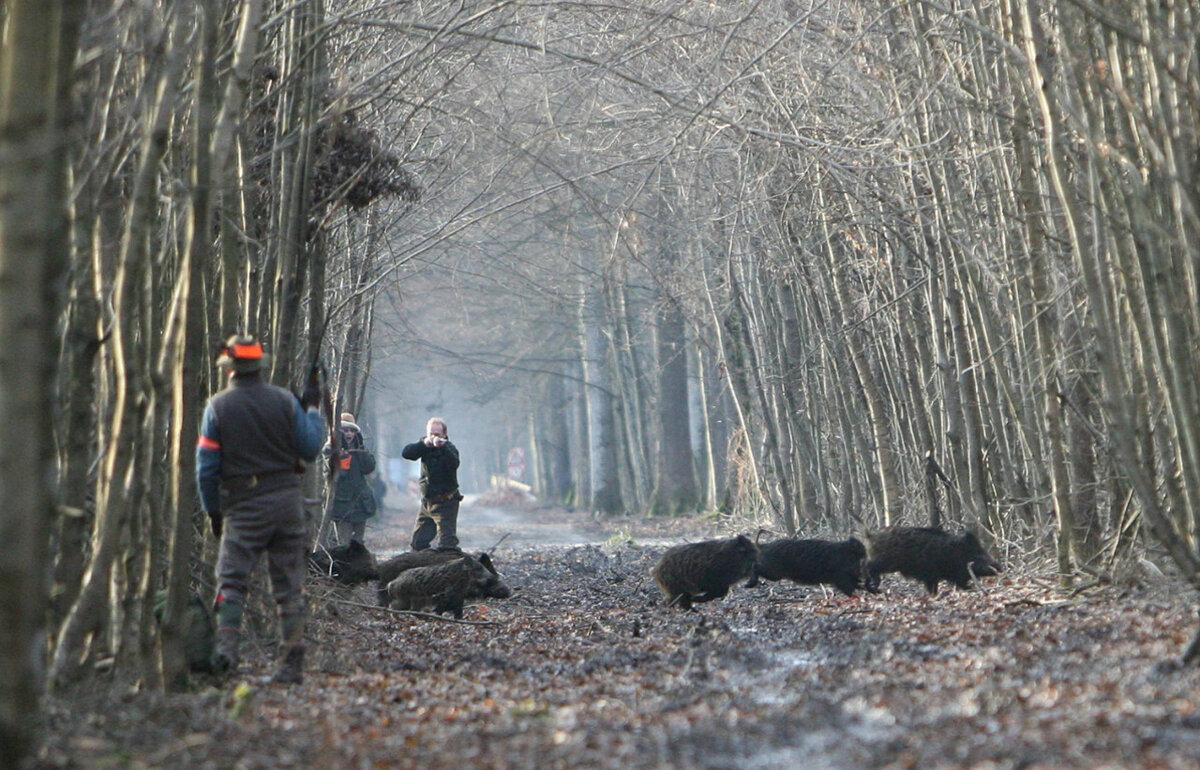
(244, 68, 420, 218)
(313, 113, 421, 211)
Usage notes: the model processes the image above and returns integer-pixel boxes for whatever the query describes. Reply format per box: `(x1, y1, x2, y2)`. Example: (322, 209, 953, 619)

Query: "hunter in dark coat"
(196, 334, 325, 684)
(327, 412, 377, 544)
(402, 416, 462, 551)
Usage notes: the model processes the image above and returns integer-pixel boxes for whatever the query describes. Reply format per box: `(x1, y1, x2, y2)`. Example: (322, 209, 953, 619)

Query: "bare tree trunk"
(155, 0, 216, 694)
(823, 228, 899, 527)
(566, 358, 590, 508)
(536, 370, 573, 502)
(691, 334, 729, 513)
(157, 0, 264, 691)
(652, 286, 698, 515)
(776, 279, 815, 530)
(268, 0, 323, 376)
(53, 192, 104, 627)
(709, 275, 761, 517)
(726, 260, 794, 528)
(49, 14, 185, 688)
(1066, 372, 1101, 565)
(579, 270, 622, 514)
(945, 285, 989, 527)
(0, 0, 83, 761)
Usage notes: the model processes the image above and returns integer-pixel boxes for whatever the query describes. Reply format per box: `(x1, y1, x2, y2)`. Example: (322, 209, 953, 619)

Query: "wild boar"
(650, 534, 759, 610)
(865, 526, 1002, 595)
(387, 555, 511, 619)
(376, 549, 507, 606)
(309, 539, 379, 585)
(748, 536, 873, 596)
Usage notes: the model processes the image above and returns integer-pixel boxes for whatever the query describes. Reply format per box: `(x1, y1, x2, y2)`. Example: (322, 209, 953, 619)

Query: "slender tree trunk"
(824, 228, 899, 527)
(157, 0, 214, 694)
(0, 0, 82, 761)
(604, 256, 644, 499)
(1066, 372, 1101, 565)
(270, 0, 322, 376)
(775, 279, 815, 528)
(566, 358, 590, 508)
(689, 338, 719, 511)
(652, 287, 698, 515)
(726, 262, 794, 527)
(579, 271, 621, 514)
(945, 286, 989, 526)
(53, 190, 104, 627)
(49, 15, 184, 688)
(538, 370, 573, 502)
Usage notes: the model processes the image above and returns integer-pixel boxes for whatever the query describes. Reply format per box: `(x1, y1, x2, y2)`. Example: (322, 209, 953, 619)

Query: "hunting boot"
(271, 610, 305, 684)
(212, 598, 243, 680)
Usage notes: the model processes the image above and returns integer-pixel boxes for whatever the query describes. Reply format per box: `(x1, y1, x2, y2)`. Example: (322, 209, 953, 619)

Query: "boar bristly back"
(650, 534, 759, 610)
(866, 526, 1002, 595)
(749, 537, 871, 596)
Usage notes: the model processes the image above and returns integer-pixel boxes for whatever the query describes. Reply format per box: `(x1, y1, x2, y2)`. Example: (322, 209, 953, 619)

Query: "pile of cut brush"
(33, 534, 1200, 770)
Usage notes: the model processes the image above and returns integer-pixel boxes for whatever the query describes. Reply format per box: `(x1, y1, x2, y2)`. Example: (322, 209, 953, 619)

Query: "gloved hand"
(209, 511, 223, 538)
(300, 365, 321, 409)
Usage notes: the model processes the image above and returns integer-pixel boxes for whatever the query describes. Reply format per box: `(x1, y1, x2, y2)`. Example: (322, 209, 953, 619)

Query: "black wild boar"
(747, 536, 873, 596)
(309, 540, 380, 585)
(650, 534, 759, 610)
(865, 526, 1002, 595)
(387, 555, 511, 619)
(375, 549, 507, 606)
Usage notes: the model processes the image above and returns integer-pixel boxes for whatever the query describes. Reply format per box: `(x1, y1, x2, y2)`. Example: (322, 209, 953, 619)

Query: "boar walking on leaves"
(865, 526, 1002, 595)
(651, 535, 759, 610)
(747, 536, 875, 597)
(387, 554, 511, 619)
(375, 549, 508, 606)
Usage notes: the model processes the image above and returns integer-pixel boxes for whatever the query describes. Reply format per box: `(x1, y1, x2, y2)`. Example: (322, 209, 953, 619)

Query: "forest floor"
(29, 493, 1200, 770)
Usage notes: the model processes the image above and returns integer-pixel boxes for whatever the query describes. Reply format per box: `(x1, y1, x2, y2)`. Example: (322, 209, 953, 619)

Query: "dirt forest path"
(33, 500, 1200, 770)
(365, 492, 612, 555)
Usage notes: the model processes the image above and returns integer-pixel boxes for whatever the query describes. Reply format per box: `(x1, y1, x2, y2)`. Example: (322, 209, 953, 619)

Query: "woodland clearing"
(29, 498, 1200, 770)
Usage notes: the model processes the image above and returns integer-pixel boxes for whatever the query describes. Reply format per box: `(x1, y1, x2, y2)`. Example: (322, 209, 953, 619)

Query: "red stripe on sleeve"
(197, 435, 220, 451)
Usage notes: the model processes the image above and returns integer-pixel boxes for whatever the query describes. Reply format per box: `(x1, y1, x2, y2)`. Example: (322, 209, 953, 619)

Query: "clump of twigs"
(312, 111, 421, 210)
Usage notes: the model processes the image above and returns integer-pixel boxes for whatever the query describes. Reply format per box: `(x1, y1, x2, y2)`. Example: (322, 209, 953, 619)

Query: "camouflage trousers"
(215, 481, 307, 646)
(411, 497, 460, 551)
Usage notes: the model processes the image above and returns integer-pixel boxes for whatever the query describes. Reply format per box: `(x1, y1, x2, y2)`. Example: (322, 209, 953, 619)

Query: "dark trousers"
(411, 497, 460, 551)
(215, 483, 307, 653)
(333, 518, 366, 544)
